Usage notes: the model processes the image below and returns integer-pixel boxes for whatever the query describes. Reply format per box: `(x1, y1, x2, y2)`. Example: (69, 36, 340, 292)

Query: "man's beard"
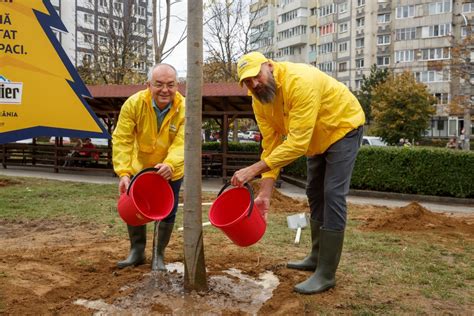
(253, 75, 276, 104)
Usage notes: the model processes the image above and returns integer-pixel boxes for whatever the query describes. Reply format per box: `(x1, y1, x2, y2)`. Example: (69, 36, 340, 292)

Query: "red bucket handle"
(126, 167, 160, 196)
(217, 182, 255, 218)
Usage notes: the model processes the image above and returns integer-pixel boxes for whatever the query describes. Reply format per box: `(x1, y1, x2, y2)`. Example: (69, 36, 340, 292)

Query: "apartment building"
(49, 0, 154, 75)
(249, 0, 474, 138)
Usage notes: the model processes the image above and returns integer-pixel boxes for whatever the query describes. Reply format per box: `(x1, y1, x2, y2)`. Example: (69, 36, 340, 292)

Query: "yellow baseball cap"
(237, 52, 268, 86)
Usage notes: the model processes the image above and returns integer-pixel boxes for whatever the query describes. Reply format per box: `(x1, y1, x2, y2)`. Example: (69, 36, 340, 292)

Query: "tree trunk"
(183, 0, 207, 291)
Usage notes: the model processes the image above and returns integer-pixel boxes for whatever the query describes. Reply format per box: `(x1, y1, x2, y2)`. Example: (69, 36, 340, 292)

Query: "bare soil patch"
(1, 186, 473, 314)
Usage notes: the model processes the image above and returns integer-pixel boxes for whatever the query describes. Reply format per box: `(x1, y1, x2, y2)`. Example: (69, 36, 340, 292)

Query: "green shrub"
(202, 141, 260, 153)
(284, 147, 474, 198)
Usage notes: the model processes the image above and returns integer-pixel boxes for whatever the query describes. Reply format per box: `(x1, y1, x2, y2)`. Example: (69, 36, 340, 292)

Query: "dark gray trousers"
(306, 127, 362, 231)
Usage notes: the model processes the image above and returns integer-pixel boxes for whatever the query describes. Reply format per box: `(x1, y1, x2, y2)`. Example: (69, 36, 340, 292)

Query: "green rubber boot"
(117, 224, 146, 268)
(287, 219, 322, 271)
(151, 221, 175, 271)
(294, 228, 344, 294)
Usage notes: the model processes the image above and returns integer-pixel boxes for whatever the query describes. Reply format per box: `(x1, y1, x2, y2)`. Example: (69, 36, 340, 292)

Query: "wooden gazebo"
(2, 83, 260, 177)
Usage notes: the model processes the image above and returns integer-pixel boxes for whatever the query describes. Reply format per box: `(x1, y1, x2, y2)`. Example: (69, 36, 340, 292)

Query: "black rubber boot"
(287, 219, 322, 271)
(294, 228, 344, 294)
(151, 221, 175, 271)
(117, 224, 147, 268)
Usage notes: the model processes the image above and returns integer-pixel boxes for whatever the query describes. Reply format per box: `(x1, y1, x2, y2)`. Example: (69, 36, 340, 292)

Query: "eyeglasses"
(150, 81, 177, 90)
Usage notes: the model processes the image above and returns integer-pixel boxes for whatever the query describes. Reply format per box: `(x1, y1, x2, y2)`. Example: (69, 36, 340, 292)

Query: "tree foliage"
(371, 71, 436, 145)
(356, 64, 390, 124)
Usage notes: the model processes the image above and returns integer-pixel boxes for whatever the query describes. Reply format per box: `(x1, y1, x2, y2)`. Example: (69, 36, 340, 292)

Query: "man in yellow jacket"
(113, 63, 185, 271)
(232, 52, 365, 294)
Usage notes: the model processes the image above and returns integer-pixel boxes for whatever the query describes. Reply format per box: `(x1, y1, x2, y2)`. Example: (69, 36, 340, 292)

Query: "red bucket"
(209, 183, 266, 247)
(117, 167, 174, 226)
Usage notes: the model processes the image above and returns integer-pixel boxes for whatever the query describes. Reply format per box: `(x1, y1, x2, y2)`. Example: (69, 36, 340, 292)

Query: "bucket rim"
(127, 172, 174, 221)
(209, 188, 253, 228)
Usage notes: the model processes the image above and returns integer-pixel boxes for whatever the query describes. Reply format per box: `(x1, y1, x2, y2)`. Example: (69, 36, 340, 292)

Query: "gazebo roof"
(86, 83, 253, 118)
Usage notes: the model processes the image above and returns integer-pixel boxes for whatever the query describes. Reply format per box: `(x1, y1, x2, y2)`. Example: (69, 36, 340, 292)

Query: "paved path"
(0, 167, 472, 214)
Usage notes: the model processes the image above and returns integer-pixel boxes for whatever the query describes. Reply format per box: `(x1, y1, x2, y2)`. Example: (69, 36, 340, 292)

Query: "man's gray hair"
(147, 63, 178, 82)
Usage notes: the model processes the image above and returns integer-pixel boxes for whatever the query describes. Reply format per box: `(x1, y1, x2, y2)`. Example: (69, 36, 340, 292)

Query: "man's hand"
(154, 163, 172, 180)
(254, 195, 270, 222)
(254, 177, 274, 222)
(231, 160, 270, 187)
(118, 176, 131, 195)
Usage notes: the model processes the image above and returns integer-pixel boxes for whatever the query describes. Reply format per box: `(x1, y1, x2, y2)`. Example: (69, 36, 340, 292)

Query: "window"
(99, 36, 108, 46)
(99, 17, 107, 29)
(396, 27, 416, 40)
(355, 79, 362, 89)
(318, 62, 335, 73)
(133, 23, 145, 33)
(357, 0, 365, 7)
(339, 2, 348, 13)
(377, 56, 390, 66)
(113, 20, 123, 31)
(428, 1, 452, 15)
(463, 2, 474, 13)
(82, 53, 92, 64)
(355, 58, 364, 68)
(396, 5, 415, 19)
(415, 70, 450, 82)
(339, 41, 348, 52)
(338, 62, 348, 72)
(134, 5, 146, 17)
(395, 50, 414, 63)
(422, 24, 451, 38)
(318, 42, 334, 55)
(113, 1, 122, 13)
(420, 47, 450, 60)
(279, 25, 307, 40)
(339, 22, 348, 33)
(318, 23, 334, 36)
(83, 33, 93, 44)
(377, 13, 390, 23)
(84, 13, 93, 24)
(356, 17, 365, 28)
(356, 37, 364, 48)
(434, 93, 449, 104)
(99, 0, 108, 7)
(377, 34, 390, 45)
(318, 4, 335, 17)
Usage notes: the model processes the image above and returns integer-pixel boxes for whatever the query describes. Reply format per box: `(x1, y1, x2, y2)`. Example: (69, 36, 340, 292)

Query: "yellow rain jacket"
(112, 89, 185, 181)
(253, 61, 365, 179)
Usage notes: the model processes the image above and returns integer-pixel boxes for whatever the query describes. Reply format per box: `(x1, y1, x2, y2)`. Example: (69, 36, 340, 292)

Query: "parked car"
(49, 136, 71, 144)
(362, 136, 387, 147)
(247, 131, 261, 142)
(90, 138, 110, 146)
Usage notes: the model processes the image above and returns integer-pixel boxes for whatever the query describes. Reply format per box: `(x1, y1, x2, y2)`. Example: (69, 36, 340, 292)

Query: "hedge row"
(202, 141, 260, 152)
(283, 146, 474, 198)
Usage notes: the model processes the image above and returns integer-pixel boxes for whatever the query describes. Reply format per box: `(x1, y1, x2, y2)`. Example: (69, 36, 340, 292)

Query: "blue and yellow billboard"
(0, 0, 109, 144)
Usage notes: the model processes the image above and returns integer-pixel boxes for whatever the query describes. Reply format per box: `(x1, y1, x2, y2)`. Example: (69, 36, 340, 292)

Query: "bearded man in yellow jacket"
(232, 52, 365, 294)
(113, 63, 185, 271)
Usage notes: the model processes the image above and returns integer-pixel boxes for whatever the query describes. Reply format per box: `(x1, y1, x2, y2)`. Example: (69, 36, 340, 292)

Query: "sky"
(160, 1, 188, 78)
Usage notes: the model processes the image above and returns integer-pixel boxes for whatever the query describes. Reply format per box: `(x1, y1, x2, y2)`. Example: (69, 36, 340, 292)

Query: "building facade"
(249, 0, 474, 138)
(50, 0, 154, 76)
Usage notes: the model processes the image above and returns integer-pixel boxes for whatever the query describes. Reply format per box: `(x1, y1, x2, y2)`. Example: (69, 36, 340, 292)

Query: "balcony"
(277, 34, 307, 48)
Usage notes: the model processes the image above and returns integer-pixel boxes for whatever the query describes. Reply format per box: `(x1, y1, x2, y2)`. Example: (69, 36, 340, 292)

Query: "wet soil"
(0, 188, 473, 314)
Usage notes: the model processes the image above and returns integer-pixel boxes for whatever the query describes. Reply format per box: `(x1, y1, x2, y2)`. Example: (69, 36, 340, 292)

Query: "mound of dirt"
(249, 180, 308, 213)
(362, 202, 473, 235)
